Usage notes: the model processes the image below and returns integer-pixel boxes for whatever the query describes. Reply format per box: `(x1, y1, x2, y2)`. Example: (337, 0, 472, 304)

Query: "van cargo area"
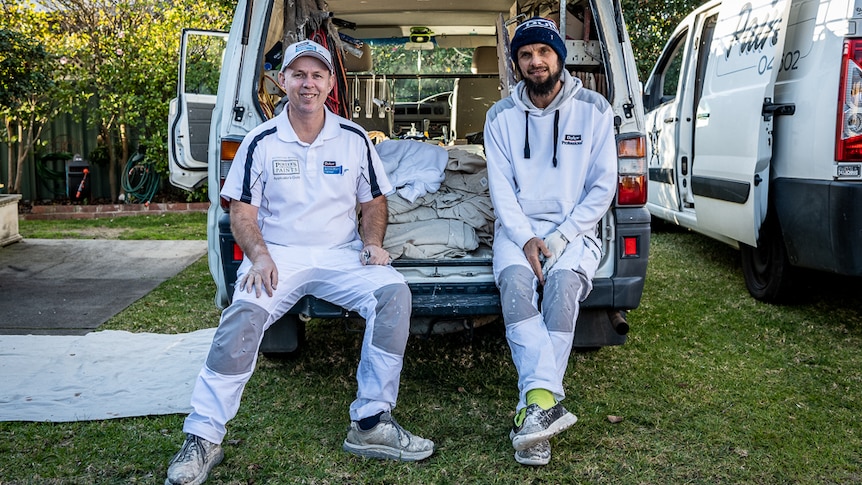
(168, 0, 650, 353)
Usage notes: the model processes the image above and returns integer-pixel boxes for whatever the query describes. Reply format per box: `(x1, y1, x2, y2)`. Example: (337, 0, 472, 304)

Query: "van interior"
(242, 0, 615, 269)
(255, 0, 610, 145)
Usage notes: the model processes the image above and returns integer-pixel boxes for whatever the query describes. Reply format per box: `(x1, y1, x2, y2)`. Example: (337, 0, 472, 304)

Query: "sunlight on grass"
(19, 212, 207, 240)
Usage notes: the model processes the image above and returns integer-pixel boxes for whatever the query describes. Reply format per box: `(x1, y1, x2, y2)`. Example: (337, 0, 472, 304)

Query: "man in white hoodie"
(484, 17, 617, 466)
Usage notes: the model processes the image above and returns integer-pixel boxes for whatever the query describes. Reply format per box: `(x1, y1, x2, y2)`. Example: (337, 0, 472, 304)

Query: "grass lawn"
(2, 215, 861, 484)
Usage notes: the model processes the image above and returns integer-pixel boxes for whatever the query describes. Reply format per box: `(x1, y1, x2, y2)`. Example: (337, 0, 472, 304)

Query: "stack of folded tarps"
(374, 140, 495, 259)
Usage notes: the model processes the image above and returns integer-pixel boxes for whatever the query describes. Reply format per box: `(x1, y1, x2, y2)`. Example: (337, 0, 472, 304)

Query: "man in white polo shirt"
(165, 39, 434, 485)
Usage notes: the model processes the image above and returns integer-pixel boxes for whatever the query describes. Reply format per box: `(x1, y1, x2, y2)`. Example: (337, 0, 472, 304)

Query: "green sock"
(514, 389, 557, 427)
(526, 388, 556, 410)
(514, 407, 527, 427)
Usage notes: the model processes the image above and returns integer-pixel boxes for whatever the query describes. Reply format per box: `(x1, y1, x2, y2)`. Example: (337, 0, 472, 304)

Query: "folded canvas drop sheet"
(0, 328, 216, 422)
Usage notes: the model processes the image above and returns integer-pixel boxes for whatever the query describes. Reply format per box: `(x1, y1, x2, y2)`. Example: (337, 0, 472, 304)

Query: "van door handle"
(664, 117, 678, 123)
(762, 100, 795, 121)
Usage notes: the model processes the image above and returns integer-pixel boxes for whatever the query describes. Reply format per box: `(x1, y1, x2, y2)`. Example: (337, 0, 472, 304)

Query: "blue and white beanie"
(510, 17, 567, 63)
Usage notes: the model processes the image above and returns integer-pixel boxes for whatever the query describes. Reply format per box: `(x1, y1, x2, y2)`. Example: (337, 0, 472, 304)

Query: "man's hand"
(237, 253, 278, 298)
(541, 230, 569, 279)
(230, 200, 278, 298)
(360, 244, 392, 266)
(523, 237, 551, 285)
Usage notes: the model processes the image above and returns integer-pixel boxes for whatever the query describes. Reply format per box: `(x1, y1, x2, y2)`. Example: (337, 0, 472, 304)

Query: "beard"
(522, 63, 563, 98)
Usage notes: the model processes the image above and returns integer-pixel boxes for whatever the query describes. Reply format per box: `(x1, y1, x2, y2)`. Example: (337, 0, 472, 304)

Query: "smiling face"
(277, 56, 335, 116)
(516, 42, 563, 99)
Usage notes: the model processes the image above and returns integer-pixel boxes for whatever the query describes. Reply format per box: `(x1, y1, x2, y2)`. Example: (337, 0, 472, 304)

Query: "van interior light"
(410, 26, 433, 43)
(406, 26, 434, 50)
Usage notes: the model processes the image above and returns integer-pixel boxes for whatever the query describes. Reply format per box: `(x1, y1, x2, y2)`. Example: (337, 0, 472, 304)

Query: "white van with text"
(644, 0, 862, 302)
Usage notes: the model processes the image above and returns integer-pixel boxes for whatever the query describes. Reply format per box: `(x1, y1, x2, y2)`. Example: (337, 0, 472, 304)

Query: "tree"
(44, 0, 155, 201)
(132, 4, 232, 197)
(36, 0, 232, 201)
(0, 4, 65, 194)
(621, 0, 710, 80)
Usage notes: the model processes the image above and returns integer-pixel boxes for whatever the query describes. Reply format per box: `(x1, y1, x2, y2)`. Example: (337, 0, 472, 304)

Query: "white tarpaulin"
(0, 328, 215, 422)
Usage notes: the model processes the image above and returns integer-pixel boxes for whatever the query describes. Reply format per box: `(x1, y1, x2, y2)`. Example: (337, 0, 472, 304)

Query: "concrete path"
(0, 239, 206, 335)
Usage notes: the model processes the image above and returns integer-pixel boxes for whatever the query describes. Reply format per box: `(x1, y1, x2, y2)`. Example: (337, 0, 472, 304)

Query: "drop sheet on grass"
(0, 328, 216, 422)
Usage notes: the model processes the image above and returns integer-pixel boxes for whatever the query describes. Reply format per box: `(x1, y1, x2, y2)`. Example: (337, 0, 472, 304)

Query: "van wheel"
(739, 217, 795, 303)
(261, 315, 306, 360)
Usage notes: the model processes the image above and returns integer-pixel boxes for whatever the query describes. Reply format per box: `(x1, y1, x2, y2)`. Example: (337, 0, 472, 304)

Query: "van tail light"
(617, 135, 647, 205)
(837, 39, 862, 161)
(219, 137, 242, 210)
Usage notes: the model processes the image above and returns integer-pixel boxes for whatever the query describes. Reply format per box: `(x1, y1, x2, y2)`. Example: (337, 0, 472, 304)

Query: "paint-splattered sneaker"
(515, 439, 551, 466)
(509, 403, 577, 451)
(343, 412, 434, 461)
(165, 433, 223, 485)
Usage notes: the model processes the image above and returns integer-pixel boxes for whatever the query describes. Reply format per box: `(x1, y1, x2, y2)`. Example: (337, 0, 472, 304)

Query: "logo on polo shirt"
(323, 160, 343, 175)
(563, 134, 582, 145)
(273, 158, 300, 179)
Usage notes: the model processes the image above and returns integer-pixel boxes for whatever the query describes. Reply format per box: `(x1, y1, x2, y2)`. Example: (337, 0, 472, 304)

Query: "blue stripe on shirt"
(339, 123, 382, 198)
(239, 126, 279, 204)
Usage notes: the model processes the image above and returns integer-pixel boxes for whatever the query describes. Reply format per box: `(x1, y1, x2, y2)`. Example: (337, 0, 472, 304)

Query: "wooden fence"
(0, 110, 110, 202)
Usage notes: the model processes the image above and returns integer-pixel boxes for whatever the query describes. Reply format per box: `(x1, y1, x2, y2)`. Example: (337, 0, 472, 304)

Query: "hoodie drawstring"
(524, 109, 560, 167)
(552, 109, 559, 168)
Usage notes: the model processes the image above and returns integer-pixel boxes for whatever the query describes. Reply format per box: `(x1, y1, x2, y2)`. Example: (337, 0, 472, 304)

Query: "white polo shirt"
(221, 107, 393, 249)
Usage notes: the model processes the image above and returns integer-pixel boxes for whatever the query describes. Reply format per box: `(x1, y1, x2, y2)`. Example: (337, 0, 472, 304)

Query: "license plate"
(837, 164, 861, 177)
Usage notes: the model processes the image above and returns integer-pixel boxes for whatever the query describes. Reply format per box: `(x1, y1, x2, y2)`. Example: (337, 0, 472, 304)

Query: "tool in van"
(352, 76, 360, 117)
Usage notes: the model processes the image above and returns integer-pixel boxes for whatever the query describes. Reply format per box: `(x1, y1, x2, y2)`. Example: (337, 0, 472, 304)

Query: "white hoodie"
(484, 69, 617, 252)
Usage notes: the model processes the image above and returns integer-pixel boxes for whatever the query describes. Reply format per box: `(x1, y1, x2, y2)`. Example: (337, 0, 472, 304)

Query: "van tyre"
(740, 216, 795, 304)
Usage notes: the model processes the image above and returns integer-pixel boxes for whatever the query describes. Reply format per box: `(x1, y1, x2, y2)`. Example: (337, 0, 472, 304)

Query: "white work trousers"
(183, 243, 409, 445)
(493, 231, 599, 413)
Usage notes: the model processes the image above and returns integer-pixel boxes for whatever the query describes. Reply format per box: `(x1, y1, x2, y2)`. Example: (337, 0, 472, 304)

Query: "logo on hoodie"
(563, 134, 582, 145)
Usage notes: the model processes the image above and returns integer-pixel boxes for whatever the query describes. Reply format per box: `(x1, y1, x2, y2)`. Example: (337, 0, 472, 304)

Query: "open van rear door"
(691, 0, 791, 246)
(168, 29, 228, 191)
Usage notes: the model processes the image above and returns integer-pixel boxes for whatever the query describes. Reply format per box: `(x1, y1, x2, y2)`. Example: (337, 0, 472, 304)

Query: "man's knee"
(206, 301, 269, 375)
(543, 270, 585, 333)
(498, 265, 540, 324)
(370, 283, 411, 355)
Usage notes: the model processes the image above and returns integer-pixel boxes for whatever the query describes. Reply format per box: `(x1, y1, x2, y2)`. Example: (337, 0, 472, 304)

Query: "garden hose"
(121, 152, 160, 204)
(36, 152, 72, 197)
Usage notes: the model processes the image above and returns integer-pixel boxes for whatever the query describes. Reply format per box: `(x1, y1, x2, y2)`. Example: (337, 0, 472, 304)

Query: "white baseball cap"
(281, 40, 334, 73)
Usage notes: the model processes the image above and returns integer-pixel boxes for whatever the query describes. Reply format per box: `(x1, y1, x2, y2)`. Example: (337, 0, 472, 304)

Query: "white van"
(169, 0, 649, 355)
(644, 0, 862, 302)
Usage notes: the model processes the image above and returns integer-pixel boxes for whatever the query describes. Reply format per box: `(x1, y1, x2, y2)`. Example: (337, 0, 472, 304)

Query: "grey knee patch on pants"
(206, 301, 268, 375)
(498, 265, 540, 325)
(370, 283, 411, 355)
(543, 270, 585, 333)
